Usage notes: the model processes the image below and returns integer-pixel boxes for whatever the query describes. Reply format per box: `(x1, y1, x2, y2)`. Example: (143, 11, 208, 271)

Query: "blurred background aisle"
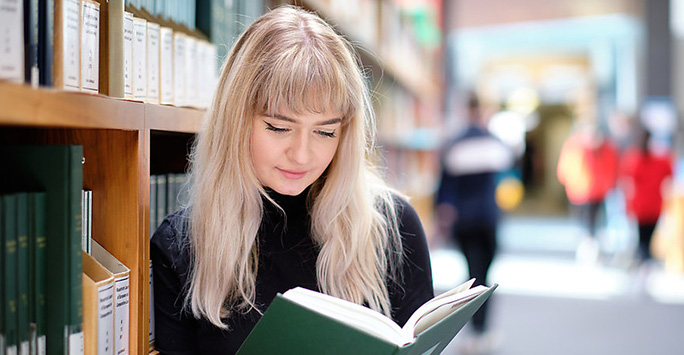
(434, 216, 684, 355)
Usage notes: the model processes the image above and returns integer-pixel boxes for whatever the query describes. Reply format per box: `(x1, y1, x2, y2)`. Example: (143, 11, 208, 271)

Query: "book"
(2, 194, 19, 355)
(54, 0, 81, 90)
(132, 16, 147, 101)
(90, 240, 130, 355)
(82, 252, 114, 355)
(79, 0, 100, 93)
(16, 193, 30, 355)
(28, 192, 47, 355)
(24, 0, 40, 86)
(2, 145, 84, 355)
(237, 280, 497, 355)
(0, 0, 25, 82)
(158, 26, 173, 105)
(38, 0, 55, 86)
(146, 21, 160, 104)
(172, 32, 185, 107)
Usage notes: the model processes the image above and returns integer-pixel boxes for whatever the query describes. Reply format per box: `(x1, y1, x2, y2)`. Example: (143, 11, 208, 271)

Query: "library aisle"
(432, 217, 684, 355)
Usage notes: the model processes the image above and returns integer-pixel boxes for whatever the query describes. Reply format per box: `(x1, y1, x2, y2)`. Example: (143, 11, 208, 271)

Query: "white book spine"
(79, 0, 99, 93)
(132, 17, 147, 101)
(184, 36, 197, 108)
(114, 276, 130, 355)
(67, 329, 83, 355)
(204, 43, 218, 109)
(62, 0, 81, 91)
(0, 0, 24, 82)
(159, 27, 173, 105)
(97, 283, 114, 355)
(146, 23, 161, 104)
(172, 32, 186, 107)
(123, 12, 134, 99)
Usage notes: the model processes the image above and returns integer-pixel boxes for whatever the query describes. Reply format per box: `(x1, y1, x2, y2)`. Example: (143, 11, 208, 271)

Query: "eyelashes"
(263, 121, 337, 138)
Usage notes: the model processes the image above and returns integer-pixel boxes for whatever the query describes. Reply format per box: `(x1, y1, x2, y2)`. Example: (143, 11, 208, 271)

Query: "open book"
(237, 280, 497, 355)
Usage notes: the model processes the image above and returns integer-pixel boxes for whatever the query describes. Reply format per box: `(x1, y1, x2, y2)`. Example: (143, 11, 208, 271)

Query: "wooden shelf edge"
(0, 82, 144, 130)
(145, 103, 204, 133)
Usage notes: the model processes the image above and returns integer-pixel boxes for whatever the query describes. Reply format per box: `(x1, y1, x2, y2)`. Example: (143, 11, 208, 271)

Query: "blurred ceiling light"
(507, 87, 540, 114)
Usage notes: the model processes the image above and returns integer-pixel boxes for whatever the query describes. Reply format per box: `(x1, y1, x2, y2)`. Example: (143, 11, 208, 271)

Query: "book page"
(282, 287, 410, 346)
(402, 285, 488, 338)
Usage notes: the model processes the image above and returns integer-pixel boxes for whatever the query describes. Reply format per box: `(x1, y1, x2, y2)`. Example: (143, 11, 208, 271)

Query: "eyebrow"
(270, 113, 342, 126)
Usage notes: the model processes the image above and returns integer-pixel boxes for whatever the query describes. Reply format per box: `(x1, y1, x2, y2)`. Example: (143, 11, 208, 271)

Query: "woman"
(150, 5, 434, 354)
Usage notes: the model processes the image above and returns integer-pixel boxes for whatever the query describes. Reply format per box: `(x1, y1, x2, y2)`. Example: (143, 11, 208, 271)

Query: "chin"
(271, 183, 308, 196)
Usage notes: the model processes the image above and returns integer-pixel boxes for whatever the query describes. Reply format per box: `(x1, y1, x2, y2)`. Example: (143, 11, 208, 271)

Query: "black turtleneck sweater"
(150, 190, 434, 354)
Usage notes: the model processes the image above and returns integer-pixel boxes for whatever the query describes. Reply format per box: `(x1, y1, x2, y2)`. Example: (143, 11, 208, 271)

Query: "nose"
(287, 132, 311, 165)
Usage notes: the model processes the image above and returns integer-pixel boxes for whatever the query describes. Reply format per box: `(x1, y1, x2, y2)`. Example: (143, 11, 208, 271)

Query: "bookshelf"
(0, 81, 202, 354)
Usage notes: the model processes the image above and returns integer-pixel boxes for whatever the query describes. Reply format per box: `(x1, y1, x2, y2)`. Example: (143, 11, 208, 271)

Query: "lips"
(278, 168, 307, 180)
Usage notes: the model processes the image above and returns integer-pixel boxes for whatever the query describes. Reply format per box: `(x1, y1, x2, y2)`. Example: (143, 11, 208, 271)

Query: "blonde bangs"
(250, 35, 357, 123)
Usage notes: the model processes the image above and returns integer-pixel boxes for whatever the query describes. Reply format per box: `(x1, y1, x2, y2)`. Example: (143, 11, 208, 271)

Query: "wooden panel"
(145, 103, 204, 133)
(0, 82, 144, 129)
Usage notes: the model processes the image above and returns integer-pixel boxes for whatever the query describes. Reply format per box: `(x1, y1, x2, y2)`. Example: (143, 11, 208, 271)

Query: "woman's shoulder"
(150, 209, 192, 273)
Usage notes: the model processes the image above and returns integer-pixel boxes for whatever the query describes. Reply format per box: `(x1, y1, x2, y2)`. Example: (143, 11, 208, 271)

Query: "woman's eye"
(316, 130, 336, 138)
(264, 121, 288, 133)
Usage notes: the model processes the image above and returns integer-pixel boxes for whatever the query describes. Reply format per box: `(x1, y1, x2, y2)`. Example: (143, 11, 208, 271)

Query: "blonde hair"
(186, 5, 403, 328)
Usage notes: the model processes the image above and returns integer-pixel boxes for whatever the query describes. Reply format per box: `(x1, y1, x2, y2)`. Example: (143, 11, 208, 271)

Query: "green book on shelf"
(16, 192, 30, 354)
(3, 145, 84, 355)
(2, 194, 19, 355)
(236, 280, 498, 355)
(29, 191, 47, 354)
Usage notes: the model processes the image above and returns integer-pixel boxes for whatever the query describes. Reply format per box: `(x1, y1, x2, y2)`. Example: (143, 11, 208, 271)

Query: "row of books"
(1, 145, 130, 354)
(0, 0, 224, 109)
(150, 173, 188, 238)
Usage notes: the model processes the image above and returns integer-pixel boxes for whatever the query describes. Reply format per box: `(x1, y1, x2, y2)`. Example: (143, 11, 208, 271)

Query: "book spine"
(3, 195, 18, 355)
(29, 192, 47, 355)
(122, 11, 134, 99)
(156, 175, 166, 225)
(16, 194, 30, 355)
(79, 0, 99, 93)
(38, 0, 54, 86)
(113, 275, 129, 355)
(0, 195, 4, 355)
(158, 27, 173, 105)
(67, 146, 84, 355)
(0, 0, 25, 82)
(54, 0, 81, 90)
(183, 36, 196, 108)
(149, 175, 157, 238)
(107, 0, 124, 97)
(24, 0, 40, 86)
(132, 16, 147, 101)
(172, 32, 185, 107)
(146, 22, 160, 104)
(96, 282, 114, 355)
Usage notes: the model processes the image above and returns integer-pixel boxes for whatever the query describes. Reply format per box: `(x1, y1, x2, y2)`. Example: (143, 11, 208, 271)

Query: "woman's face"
(251, 107, 342, 196)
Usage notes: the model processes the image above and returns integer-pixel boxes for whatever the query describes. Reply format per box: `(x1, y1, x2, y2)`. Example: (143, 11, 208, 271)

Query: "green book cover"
(150, 175, 157, 238)
(2, 194, 18, 354)
(3, 145, 84, 354)
(156, 175, 166, 224)
(0, 194, 4, 352)
(16, 192, 30, 354)
(29, 191, 47, 353)
(237, 284, 497, 355)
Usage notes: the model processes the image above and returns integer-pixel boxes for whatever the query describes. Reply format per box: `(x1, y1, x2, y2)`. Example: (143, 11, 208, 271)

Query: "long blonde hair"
(186, 5, 403, 328)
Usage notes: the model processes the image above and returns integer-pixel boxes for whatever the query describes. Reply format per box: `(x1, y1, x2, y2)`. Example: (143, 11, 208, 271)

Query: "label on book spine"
(79, 0, 99, 93)
(159, 27, 173, 105)
(0, 0, 24, 82)
(37, 334, 46, 355)
(114, 276, 130, 355)
(98, 283, 115, 355)
(67, 329, 83, 355)
(123, 11, 134, 98)
(20, 341, 29, 355)
(133, 17, 147, 101)
(146, 23, 161, 104)
(61, 0, 80, 90)
(6, 344, 17, 355)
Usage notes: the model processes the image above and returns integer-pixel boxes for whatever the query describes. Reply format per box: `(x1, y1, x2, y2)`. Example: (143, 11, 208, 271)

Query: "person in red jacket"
(557, 122, 619, 263)
(619, 128, 673, 262)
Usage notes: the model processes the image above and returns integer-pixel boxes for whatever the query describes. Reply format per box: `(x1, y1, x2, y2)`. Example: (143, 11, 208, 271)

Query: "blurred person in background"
(435, 93, 512, 353)
(557, 121, 618, 264)
(619, 127, 673, 265)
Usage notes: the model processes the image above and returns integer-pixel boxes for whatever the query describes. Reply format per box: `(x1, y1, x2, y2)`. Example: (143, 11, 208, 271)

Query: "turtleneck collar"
(262, 186, 311, 216)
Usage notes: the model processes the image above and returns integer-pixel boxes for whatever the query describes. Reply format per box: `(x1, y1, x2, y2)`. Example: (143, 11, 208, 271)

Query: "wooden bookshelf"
(0, 81, 202, 354)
